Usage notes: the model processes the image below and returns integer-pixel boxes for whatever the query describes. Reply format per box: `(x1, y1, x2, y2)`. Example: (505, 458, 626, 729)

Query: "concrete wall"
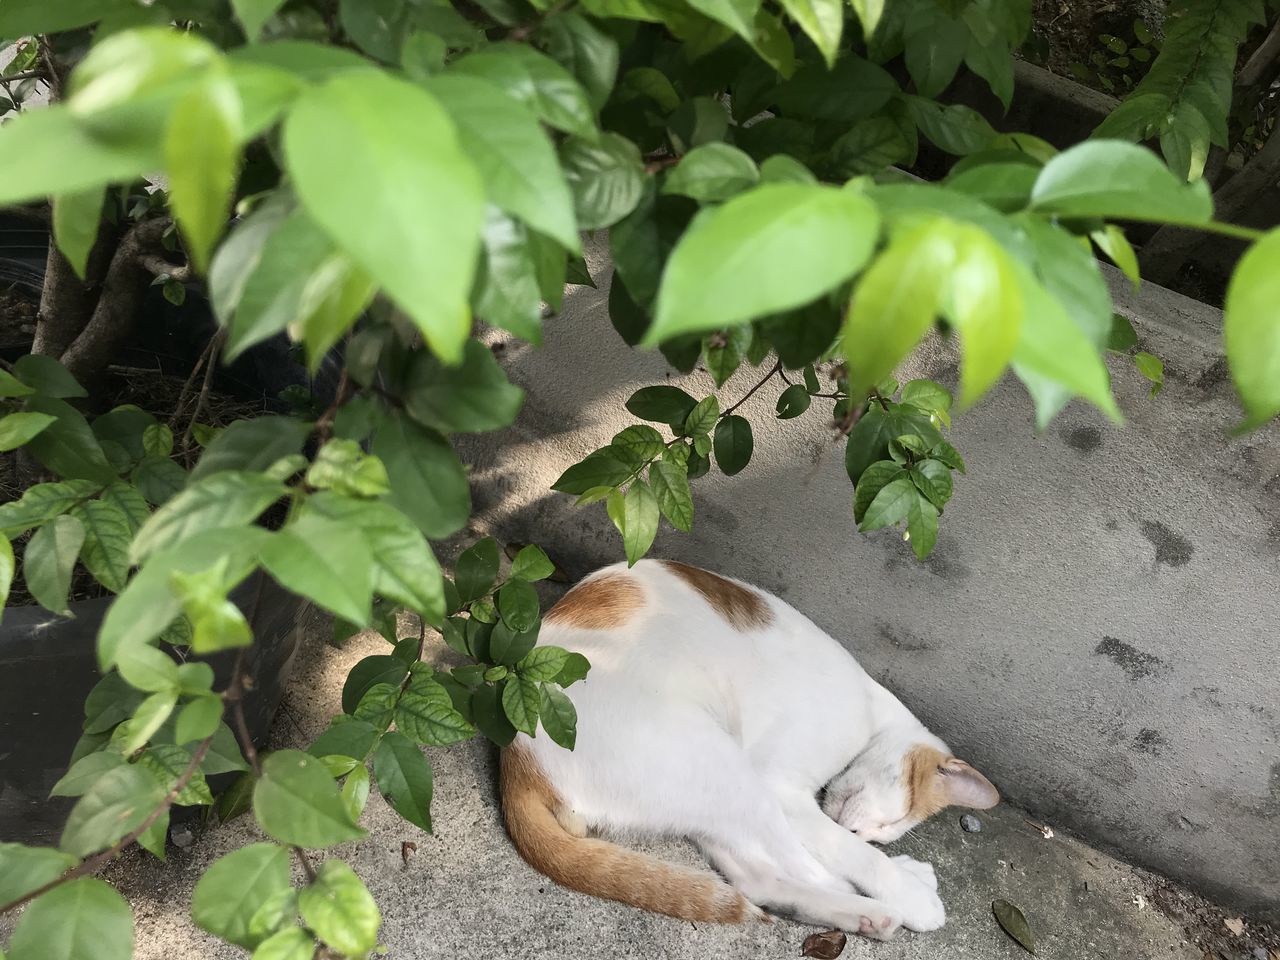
(458, 237, 1280, 921)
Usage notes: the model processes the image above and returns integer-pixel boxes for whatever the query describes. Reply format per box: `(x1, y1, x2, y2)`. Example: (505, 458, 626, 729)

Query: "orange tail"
(499, 743, 756, 923)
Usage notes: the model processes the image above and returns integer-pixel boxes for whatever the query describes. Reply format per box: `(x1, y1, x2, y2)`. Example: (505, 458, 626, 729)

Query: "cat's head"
(821, 740, 999, 843)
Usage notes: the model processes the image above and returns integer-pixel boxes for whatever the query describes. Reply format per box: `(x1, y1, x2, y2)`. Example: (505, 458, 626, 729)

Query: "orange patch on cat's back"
(544, 572, 645, 629)
(903, 744, 952, 820)
(660, 560, 773, 631)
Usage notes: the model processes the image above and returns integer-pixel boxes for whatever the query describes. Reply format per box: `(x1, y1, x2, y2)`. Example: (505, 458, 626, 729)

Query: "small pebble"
(960, 814, 982, 833)
(170, 825, 195, 849)
(1252, 948, 1268, 960)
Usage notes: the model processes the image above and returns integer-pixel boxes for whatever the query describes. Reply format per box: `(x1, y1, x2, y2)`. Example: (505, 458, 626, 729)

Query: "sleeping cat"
(500, 559, 1000, 941)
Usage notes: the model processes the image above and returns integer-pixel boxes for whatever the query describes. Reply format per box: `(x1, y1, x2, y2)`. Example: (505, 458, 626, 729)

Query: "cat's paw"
(853, 905, 902, 941)
(896, 882, 946, 932)
(892, 855, 938, 891)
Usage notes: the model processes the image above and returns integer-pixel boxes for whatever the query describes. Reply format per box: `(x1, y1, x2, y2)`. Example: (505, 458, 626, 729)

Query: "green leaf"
(189, 416, 311, 483)
(174, 695, 224, 746)
(402, 339, 525, 434)
(905, 490, 940, 558)
(305, 440, 389, 498)
(137, 744, 214, 807)
(22, 397, 116, 485)
(353, 682, 399, 731)
(70, 499, 132, 593)
(1030, 140, 1213, 224)
(539, 12, 619, 112)
(516, 645, 571, 682)
(452, 43, 597, 139)
(626, 385, 698, 424)
(231, 0, 288, 41)
(497, 578, 540, 633)
(115, 641, 179, 696)
(490, 618, 540, 666)
(0, 844, 77, 908)
(992, 898, 1037, 954)
(22, 514, 84, 616)
(663, 143, 760, 203)
(712, 415, 753, 475)
(373, 730, 434, 831)
(609, 480, 660, 565)
(775, 383, 811, 419)
(858, 475, 916, 531)
(841, 219, 954, 401)
(169, 561, 253, 655)
(60, 764, 165, 858)
(133, 456, 188, 506)
(52, 188, 104, 281)
(774, 0, 841, 64)
(6, 877, 133, 960)
(370, 412, 471, 540)
(471, 682, 517, 746)
(904, 8, 969, 97)
(853, 460, 907, 523)
(510, 544, 555, 581)
(309, 718, 380, 763)
(900, 380, 952, 418)
(1134, 351, 1164, 396)
(455, 537, 500, 603)
(945, 224, 1025, 406)
(0, 368, 35, 399)
(552, 451, 632, 496)
(427, 74, 579, 252)
(284, 71, 484, 363)
(130, 471, 283, 563)
(166, 74, 240, 274)
(193, 843, 292, 948)
(647, 185, 880, 344)
(472, 208, 549, 344)
(254, 750, 366, 847)
(1160, 100, 1211, 182)
(115, 690, 177, 755)
(341, 762, 372, 818)
(251, 927, 315, 960)
(554, 652, 591, 687)
(649, 459, 693, 531)
(538, 683, 578, 749)
(0, 0, 138, 34)
(298, 860, 381, 956)
(560, 133, 645, 230)
(261, 513, 374, 626)
(501, 674, 541, 736)
(910, 458, 954, 509)
(1091, 225, 1140, 288)
(684, 396, 719, 437)
(50, 752, 125, 799)
(849, 0, 884, 36)
(1224, 228, 1280, 428)
(906, 97, 996, 155)
(394, 679, 476, 745)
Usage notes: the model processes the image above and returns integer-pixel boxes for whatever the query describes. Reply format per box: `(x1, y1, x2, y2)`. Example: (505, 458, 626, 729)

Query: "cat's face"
(822, 744, 1000, 843)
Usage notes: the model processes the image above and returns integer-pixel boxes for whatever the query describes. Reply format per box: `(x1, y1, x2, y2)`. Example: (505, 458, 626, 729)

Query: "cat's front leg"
(871, 858, 945, 931)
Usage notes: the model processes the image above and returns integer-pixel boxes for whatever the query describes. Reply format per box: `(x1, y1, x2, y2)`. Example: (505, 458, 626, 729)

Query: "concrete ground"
(76, 616, 1276, 960)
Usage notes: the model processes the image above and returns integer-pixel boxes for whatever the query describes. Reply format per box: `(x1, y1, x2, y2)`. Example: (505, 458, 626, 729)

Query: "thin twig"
(171, 334, 218, 430)
(226, 647, 261, 777)
(0, 734, 215, 915)
(722, 359, 782, 417)
(181, 328, 226, 458)
(1, 69, 43, 82)
(313, 365, 352, 443)
(37, 37, 61, 100)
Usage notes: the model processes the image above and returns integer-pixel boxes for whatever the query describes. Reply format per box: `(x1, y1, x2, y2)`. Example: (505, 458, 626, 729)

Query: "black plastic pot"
(0, 573, 307, 844)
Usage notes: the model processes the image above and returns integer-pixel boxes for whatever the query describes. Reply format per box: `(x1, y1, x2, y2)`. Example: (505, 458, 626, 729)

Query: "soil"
(1143, 871, 1280, 960)
(1029, 0, 1169, 80)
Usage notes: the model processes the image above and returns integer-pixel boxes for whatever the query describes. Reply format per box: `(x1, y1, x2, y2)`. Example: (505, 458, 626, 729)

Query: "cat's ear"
(937, 758, 1000, 809)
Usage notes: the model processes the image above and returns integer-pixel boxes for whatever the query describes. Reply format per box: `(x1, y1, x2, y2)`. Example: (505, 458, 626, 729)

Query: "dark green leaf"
(497, 578, 540, 633)
(490, 619, 540, 666)
(452, 43, 597, 139)
(663, 143, 759, 203)
(254, 750, 366, 847)
(509, 544, 555, 581)
(609, 480, 660, 565)
(552, 451, 633, 495)
(14, 355, 88, 399)
(684, 396, 719, 437)
(456, 537, 501, 603)
(626, 385, 699, 424)
(21, 397, 116, 485)
(342, 656, 409, 715)
(712, 415, 753, 475)
(309, 717, 380, 761)
(539, 12, 619, 112)
(370, 412, 471, 540)
(905, 489, 940, 558)
(71, 499, 132, 593)
(775, 383, 811, 419)
(471, 682, 517, 746)
(516, 645, 570, 682)
(649, 459, 693, 531)
(904, 8, 969, 97)
(132, 456, 187, 506)
(402, 339, 524, 434)
(910, 459, 954, 509)
(858, 476, 916, 532)
(853, 460, 906, 523)
(992, 899, 1036, 954)
(373, 729, 435, 831)
(137, 744, 214, 807)
(538, 683, 578, 749)
(906, 96, 995, 155)
(395, 678, 475, 745)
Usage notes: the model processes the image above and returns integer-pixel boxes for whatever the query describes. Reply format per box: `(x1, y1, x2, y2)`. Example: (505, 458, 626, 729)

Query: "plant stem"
(180, 328, 225, 459)
(0, 733, 215, 915)
(721, 359, 781, 417)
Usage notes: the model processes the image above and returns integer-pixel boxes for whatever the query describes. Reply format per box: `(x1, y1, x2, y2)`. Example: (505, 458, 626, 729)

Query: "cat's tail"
(500, 742, 759, 923)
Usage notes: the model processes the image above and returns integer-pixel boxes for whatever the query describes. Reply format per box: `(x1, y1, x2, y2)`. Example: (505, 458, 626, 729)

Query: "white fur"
(518, 560, 951, 937)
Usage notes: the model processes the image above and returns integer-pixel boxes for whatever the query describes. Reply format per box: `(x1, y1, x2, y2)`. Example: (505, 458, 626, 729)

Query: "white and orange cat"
(500, 559, 1000, 941)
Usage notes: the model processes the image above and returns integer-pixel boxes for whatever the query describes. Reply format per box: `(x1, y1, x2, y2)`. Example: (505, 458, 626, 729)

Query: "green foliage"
(2, 0, 1279, 955)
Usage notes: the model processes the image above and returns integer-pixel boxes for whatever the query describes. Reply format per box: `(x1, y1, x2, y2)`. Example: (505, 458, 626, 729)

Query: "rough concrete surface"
(451, 237, 1280, 922)
(85, 624, 1264, 960)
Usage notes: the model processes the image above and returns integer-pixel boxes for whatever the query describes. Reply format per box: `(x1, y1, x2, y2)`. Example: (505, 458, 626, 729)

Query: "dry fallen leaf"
(1224, 917, 1245, 936)
(801, 930, 847, 959)
(401, 840, 417, 865)
(993, 899, 1036, 954)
